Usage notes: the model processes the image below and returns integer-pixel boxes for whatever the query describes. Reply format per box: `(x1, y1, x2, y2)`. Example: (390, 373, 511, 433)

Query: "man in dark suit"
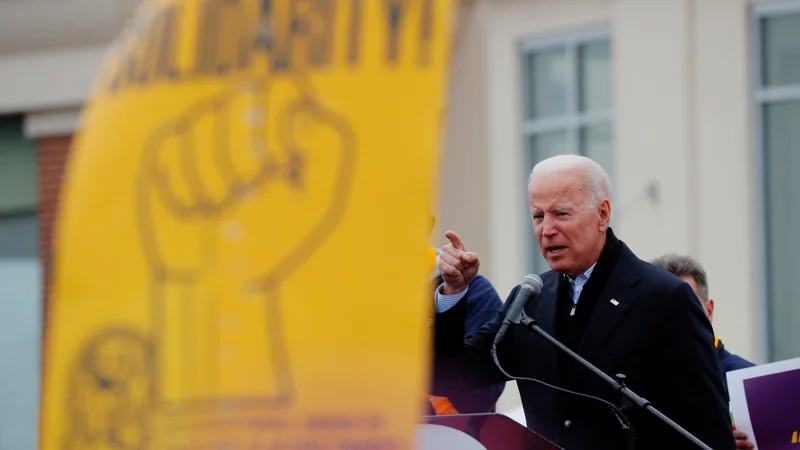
(432, 155, 735, 449)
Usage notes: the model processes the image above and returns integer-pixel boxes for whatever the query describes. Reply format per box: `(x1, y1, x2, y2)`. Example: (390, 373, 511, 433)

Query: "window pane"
(763, 100, 800, 361)
(0, 259, 41, 450)
(0, 117, 38, 214)
(526, 132, 569, 274)
(578, 41, 611, 112)
(581, 123, 614, 182)
(0, 215, 38, 258)
(525, 48, 567, 119)
(530, 131, 568, 162)
(761, 13, 800, 87)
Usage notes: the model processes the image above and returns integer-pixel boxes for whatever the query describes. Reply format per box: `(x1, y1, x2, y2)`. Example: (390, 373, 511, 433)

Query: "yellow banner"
(40, 0, 453, 448)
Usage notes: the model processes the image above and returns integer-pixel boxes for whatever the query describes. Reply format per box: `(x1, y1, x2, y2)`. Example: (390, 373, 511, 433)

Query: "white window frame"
(520, 27, 613, 158)
(519, 27, 613, 274)
(750, 0, 800, 362)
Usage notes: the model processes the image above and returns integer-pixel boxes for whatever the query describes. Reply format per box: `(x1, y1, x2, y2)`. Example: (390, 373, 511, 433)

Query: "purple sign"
(743, 367, 800, 449)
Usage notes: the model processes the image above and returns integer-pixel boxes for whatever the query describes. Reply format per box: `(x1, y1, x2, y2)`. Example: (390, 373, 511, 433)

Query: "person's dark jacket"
(717, 337, 756, 394)
(428, 274, 505, 414)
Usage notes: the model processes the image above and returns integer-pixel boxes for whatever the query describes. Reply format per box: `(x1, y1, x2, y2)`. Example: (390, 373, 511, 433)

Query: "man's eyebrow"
(532, 205, 573, 214)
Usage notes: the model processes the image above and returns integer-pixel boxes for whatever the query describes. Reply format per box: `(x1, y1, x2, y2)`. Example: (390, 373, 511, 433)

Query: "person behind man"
(649, 253, 755, 377)
(425, 246, 505, 415)
(650, 253, 756, 450)
(431, 155, 735, 449)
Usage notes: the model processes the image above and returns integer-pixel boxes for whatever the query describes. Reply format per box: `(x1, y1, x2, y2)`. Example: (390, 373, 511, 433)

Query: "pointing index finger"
(445, 230, 467, 251)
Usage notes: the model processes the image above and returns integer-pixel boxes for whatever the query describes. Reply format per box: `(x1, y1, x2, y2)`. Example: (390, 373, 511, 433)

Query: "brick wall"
(37, 135, 72, 328)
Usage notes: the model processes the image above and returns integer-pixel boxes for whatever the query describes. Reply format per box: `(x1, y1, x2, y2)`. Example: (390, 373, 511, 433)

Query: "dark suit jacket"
(717, 338, 756, 395)
(432, 232, 735, 450)
(718, 339, 755, 374)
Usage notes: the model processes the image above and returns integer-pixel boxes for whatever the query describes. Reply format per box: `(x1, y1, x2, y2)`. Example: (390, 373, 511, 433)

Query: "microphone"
(493, 274, 543, 346)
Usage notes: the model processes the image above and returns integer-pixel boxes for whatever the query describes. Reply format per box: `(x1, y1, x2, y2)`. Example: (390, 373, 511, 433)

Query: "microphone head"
(521, 274, 544, 293)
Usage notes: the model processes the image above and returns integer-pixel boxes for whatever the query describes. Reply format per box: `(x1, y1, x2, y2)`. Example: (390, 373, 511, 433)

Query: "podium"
(416, 413, 563, 449)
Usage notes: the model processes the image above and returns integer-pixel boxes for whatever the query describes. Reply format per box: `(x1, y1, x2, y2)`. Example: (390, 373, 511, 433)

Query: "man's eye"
(532, 214, 543, 221)
(557, 212, 569, 217)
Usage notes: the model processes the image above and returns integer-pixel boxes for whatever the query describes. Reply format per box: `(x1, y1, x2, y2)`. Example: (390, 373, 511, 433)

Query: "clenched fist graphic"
(136, 76, 356, 409)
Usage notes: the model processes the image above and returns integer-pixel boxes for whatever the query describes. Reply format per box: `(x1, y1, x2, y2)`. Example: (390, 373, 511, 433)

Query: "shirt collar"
(563, 262, 597, 284)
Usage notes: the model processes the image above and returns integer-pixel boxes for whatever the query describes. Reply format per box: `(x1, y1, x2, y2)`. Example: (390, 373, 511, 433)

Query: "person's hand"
(438, 230, 480, 295)
(733, 423, 754, 449)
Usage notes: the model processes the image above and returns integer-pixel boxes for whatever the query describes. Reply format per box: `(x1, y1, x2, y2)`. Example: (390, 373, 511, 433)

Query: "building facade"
(438, 0, 800, 413)
(1, 0, 800, 441)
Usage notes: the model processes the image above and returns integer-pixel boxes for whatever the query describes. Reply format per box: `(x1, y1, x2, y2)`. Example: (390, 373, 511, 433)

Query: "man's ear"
(705, 299, 715, 323)
(598, 199, 611, 230)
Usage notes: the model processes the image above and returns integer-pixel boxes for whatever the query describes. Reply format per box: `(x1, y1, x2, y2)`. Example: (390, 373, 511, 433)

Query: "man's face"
(528, 169, 610, 278)
(680, 275, 715, 322)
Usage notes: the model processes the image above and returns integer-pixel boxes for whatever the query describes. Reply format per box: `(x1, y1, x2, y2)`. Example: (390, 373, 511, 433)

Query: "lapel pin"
(610, 299, 619, 306)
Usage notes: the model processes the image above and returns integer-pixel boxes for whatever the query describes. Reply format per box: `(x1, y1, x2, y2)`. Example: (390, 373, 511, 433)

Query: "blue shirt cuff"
(434, 283, 469, 313)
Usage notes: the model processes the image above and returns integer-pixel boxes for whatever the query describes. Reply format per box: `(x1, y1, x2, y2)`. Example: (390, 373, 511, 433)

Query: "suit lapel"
(576, 249, 642, 360)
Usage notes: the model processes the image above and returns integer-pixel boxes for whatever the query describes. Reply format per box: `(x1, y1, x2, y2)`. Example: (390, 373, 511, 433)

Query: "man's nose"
(541, 217, 558, 237)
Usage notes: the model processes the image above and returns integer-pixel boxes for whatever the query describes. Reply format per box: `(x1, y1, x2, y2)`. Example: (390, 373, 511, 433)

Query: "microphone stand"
(518, 313, 713, 450)
(492, 322, 636, 450)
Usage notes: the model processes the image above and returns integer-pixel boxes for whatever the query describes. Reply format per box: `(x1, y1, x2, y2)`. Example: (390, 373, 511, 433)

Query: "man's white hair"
(528, 154, 612, 208)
